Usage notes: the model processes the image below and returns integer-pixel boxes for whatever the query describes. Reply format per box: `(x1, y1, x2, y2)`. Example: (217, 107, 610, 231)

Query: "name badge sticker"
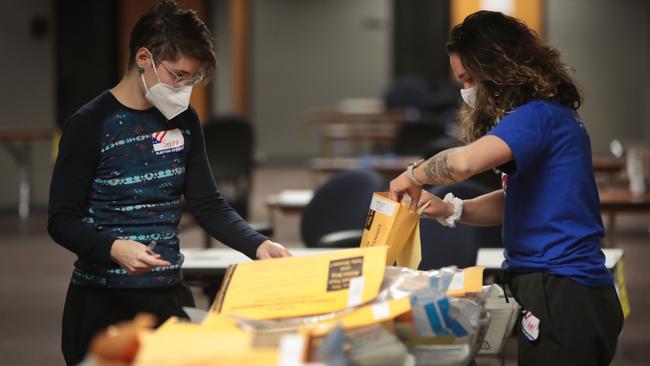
(151, 128, 184, 155)
(521, 310, 540, 341)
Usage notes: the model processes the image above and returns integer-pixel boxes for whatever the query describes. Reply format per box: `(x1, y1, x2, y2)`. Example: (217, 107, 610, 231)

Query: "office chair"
(429, 181, 503, 248)
(393, 122, 446, 157)
(418, 219, 481, 270)
(422, 134, 461, 159)
(199, 115, 272, 247)
(203, 116, 254, 217)
(300, 169, 385, 248)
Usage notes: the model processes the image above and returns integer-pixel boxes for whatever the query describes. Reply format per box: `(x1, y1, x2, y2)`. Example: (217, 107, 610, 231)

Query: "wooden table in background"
(0, 128, 53, 220)
(265, 190, 313, 230)
(599, 188, 650, 247)
(592, 156, 625, 173)
(309, 109, 407, 157)
(310, 155, 419, 183)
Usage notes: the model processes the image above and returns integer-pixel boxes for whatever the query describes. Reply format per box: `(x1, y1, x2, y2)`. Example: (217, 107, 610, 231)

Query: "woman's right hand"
(418, 191, 454, 219)
(110, 240, 171, 275)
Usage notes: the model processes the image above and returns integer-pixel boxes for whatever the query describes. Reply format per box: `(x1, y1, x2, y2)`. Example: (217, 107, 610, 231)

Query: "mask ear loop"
(140, 49, 163, 95)
(146, 50, 164, 84)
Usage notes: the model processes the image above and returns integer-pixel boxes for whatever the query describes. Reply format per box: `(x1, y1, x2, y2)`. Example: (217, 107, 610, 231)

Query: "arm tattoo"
(424, 151, 457, 184)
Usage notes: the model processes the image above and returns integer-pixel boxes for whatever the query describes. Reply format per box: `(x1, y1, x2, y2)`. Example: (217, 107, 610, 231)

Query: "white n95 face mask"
(460, 86, 477, 108)
(141, 56, 193, 120)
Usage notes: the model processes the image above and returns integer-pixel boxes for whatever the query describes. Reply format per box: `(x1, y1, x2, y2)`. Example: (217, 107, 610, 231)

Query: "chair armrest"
(316, 229, 364, 248)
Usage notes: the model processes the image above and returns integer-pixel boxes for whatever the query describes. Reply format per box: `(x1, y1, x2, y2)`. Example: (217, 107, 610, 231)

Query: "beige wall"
(2, 2, 649, 210)
(0, 0, 55, 209)
(546, 0, 650, 154)
(211, 0, 392, 162)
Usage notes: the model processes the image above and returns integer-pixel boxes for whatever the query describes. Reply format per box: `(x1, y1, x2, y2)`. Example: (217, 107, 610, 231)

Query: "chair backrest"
(202, 116, 255, 218)
(301, 169, 386, 247)
(429, 180, 490, 200)
(393, 123, 445, 157)
(422, 134, 461, 159)
(429, 181, 503, 248)
(203, 116, 254, 179)
(383, 77, 431, 110)
(418, 219, 480, 270)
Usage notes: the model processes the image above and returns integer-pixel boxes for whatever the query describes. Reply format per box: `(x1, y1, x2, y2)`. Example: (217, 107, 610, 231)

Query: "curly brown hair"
(447, 11, 582, 143)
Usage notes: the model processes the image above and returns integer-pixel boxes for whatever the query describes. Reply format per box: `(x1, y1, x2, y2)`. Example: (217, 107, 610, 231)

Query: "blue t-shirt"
(488, 100, 612, 287)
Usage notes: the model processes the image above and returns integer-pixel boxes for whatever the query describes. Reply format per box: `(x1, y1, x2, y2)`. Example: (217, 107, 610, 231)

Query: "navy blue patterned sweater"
(48, 91, 267, 288)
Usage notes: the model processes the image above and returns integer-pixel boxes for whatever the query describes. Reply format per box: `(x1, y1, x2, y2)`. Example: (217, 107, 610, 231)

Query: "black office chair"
(429, 181, 503, 248)
(418, 219, 480, 270)
(393, 123, 446, 157)
(422, 134, 462, 159)
(203, 116, 254, 218)
(300, 169, 386, 248)
(383, 77, 432, 112)
(200, 115, 272, 247)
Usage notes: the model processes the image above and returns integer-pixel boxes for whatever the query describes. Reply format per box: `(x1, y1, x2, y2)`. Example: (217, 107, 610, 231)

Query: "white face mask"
(141, 55, 193, 120)
(460, 86, 477, 108)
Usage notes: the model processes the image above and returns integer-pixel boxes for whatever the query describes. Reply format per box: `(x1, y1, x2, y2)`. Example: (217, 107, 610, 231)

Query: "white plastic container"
(478, 285, 519, 355)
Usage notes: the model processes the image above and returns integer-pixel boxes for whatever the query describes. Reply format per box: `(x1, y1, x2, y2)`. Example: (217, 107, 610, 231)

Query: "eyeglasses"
(158, 60, 204, 88)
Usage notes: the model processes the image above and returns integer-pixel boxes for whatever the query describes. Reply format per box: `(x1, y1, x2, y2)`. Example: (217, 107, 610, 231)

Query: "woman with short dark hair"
(48, 2, 290, 364)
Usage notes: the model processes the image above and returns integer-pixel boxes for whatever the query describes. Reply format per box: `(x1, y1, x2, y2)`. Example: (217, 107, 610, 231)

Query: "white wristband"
(436, 192, 463, 228)
(407, 160, 425, 186)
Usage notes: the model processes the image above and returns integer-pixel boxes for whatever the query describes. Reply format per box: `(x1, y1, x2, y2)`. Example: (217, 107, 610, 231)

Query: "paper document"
(212, 246, 388, 319)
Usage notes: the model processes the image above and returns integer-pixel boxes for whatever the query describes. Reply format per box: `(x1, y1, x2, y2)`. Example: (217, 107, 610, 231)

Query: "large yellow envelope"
(308, 297, 412, 336)
(446, 266, 485, 297)
(211, 246, 388, 319)
(360, 192, 423, 269)
(133, 320, 280, 366)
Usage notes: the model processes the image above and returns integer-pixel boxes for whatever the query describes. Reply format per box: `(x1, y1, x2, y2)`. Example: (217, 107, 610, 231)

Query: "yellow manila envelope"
(309, 297, 412, 336)
(445, 266, 485, 297)
(136, 314, 311, 366)
(133, 321, 281, 366)
(615, 260, 631, 319)
(360, 192, 424, 269)
(211, 246, 388, 319)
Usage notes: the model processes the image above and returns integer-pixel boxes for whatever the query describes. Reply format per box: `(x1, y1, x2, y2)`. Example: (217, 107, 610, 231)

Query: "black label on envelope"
(327, 256, 364, 291)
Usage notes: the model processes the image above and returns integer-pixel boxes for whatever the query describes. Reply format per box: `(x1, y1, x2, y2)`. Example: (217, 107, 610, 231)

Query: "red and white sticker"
(151, 128, 184, 155)
(521, 310, 540, 341)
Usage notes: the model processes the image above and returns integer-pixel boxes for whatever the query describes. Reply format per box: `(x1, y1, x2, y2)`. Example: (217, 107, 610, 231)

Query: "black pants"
(61, 282, 195, 366)
(507, 272, 623, 366)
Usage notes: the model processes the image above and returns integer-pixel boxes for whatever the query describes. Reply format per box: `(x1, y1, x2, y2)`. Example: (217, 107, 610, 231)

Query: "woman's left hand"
(256, 240, 292, 259)
(418, 191, 453, 219)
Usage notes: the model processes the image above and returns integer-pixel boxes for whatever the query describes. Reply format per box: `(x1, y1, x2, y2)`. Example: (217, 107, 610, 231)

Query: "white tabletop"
(181, 247, 623, 272)
(181, 247, 336, 270)
(265, 190, 314, 208)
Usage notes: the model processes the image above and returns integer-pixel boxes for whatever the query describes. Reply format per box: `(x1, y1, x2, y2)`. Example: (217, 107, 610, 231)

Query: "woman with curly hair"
(389, 10, 623, 365)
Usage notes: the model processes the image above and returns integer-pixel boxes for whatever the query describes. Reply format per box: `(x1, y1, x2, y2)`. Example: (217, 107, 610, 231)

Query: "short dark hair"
(128, 0, 217, 78)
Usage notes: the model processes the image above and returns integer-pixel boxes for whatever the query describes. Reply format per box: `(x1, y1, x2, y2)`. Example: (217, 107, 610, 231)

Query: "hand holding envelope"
(360, 192, 429, 269)
(416, 191, 454, 219)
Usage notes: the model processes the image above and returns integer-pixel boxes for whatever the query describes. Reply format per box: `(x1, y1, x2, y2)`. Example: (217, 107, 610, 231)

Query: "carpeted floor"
(0, 165, 648, 365)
